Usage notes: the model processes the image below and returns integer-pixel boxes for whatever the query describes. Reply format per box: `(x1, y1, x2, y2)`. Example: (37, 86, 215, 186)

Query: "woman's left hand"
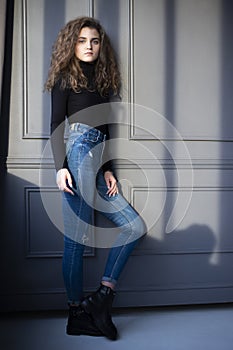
(104, 171, 118, 197)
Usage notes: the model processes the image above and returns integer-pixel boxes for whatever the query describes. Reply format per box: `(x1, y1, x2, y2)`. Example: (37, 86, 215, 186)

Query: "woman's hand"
(104, 171, 118, 197)
(56, 168, 74, 195)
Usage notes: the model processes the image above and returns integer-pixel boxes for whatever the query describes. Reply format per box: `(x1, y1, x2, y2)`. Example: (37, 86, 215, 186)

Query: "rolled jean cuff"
(102, 276, 117, 285)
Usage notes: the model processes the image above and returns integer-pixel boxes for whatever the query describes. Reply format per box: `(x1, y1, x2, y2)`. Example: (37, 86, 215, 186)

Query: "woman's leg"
(62, 179, 93, 304)
(61, 127, 105, 337)
(63, 125, 107, 297)
(62, 184, 105, 337)
(62, 127, 99, 303)
(62, 234, 85, 305)
(96, 170, 146, 286)
(81, 170, 146, 340)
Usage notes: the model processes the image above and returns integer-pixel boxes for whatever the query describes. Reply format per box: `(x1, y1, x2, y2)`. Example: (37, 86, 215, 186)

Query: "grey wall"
(1, 0, 233, 311)
(0, 0, 6, 104)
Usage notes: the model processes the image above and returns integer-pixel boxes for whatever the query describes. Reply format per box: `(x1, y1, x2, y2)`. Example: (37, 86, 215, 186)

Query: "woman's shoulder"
(108, 89, 121, 102)
(52, 76, 70, 95)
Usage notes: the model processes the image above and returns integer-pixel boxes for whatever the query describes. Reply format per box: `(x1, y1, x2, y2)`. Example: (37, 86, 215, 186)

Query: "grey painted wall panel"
(1, 0, 233, 311)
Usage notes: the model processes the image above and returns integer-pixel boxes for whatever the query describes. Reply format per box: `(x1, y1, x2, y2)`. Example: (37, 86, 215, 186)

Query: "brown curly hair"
(45, 17, 121, 96)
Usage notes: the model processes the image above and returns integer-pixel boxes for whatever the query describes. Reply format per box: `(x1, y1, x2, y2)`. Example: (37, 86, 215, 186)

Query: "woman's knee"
(130, 214, 147, 241)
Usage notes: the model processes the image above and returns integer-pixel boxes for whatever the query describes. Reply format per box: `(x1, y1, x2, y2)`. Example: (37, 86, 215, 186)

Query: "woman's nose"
(87, 40, 92, 50)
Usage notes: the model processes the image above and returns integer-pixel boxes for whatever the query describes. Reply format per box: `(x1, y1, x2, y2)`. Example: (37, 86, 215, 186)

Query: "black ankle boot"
(66, 305, 103, 337)
(81, 284, 118, 340)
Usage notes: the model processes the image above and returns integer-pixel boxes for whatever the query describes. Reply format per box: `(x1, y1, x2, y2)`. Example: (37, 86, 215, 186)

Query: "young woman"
(45, 16, 146, 341)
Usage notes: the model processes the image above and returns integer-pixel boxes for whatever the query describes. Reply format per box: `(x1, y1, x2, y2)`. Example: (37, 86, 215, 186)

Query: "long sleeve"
(101, 124, 114, 174)
(50, 80, 69, 171)
(50, 64, 118, 174)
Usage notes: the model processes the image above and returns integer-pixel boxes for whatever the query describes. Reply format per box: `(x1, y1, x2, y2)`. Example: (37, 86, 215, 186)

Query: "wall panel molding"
(131, 185, 233, 255)
(128, 0, 233, 142)
(21, 0, 94, 140)
(25, 186, 95, 258)
(21, 0, 49, 139)
(88, 0, 94, 17)
(6, 156, 233, 170)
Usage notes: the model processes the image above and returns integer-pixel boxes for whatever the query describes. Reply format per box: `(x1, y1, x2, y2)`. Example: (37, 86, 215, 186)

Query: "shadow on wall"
(220, 0, 233, 281)
(0, 0, 14, 229)
(116, 223, 223, 306)
(0, 172, 227, 311)
(0, 172, 66, 312)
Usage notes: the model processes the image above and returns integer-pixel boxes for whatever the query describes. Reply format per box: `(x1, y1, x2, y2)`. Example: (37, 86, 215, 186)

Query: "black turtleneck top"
(50, 61, 113, 172)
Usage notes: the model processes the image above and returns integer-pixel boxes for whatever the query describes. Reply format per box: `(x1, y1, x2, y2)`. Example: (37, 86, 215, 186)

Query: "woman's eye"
(78, 40, 85, 43)
(93, 40, 100, 45)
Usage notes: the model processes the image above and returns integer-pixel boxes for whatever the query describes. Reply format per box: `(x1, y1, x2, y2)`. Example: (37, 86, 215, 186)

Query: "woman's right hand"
(56, 168, 74, 195)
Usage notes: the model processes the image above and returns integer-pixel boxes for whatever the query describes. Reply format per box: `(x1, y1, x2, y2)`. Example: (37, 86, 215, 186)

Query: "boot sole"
(66, 326, 103, 337)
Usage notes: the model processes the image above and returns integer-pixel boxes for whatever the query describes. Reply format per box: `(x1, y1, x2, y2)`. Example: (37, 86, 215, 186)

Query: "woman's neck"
(79, 60, 96, 88)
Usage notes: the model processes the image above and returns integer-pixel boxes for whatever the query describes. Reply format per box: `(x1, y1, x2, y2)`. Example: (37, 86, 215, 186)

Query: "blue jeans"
(62, 123, 146, 305)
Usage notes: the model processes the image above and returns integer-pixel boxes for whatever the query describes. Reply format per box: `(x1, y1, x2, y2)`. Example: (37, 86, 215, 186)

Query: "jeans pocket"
(67, 136, 84, 164)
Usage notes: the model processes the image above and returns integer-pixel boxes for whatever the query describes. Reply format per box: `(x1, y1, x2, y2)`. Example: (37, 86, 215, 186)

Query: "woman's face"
(75, 27, 100, 62)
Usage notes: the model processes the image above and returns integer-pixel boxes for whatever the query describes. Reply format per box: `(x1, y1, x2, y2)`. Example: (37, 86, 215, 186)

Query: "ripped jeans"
(62, 123, 146, 305)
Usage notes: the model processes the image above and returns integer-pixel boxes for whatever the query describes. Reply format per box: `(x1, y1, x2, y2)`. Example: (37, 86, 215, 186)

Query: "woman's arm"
(102, 123, 118, 196)
(51, 79, 69, 171)
(51, 81, 74, 195)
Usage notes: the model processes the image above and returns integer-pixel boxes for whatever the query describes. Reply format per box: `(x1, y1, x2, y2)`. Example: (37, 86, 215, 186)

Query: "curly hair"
(45, 17, 121, 96)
